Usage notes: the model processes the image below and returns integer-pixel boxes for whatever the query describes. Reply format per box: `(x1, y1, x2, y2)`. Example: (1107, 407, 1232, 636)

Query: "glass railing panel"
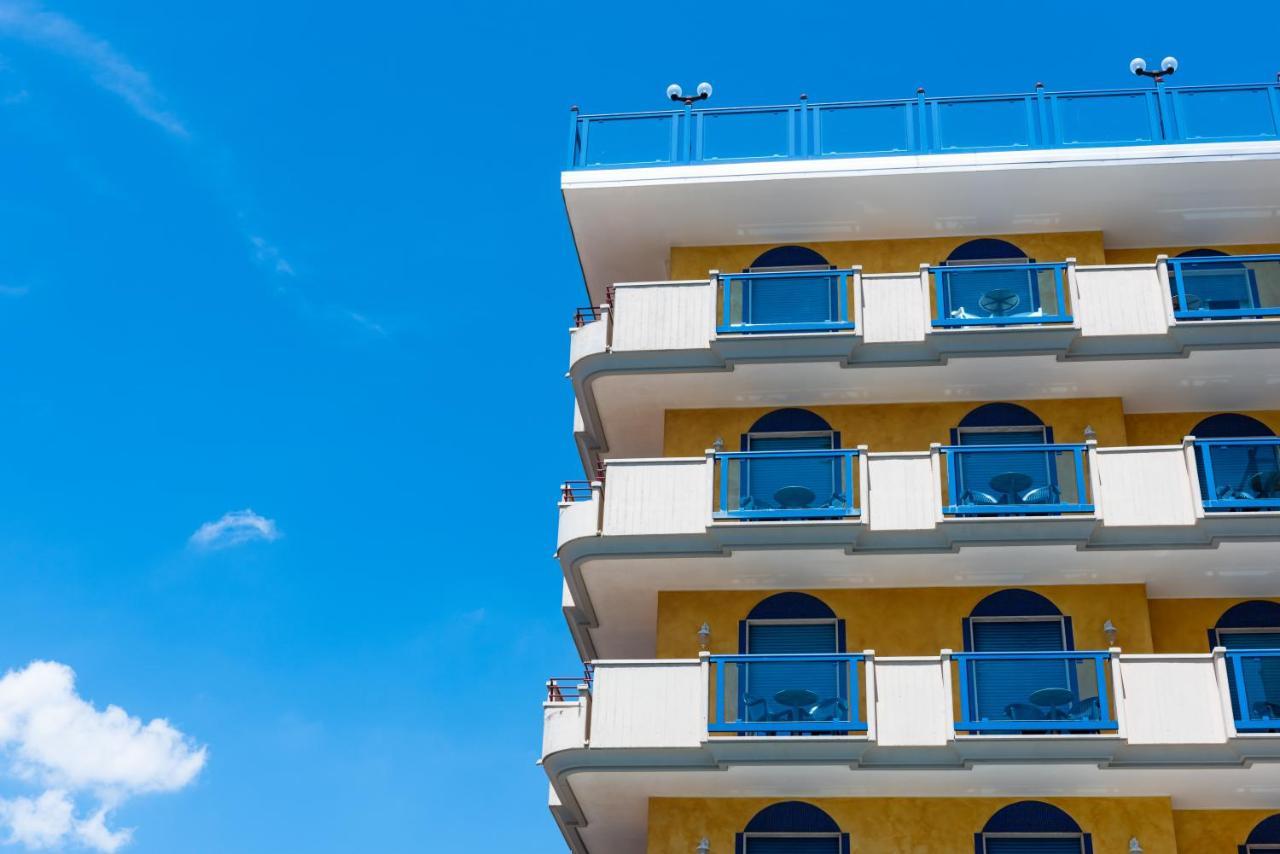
(1226, 651, 1280, 731)
(931, 263, 1070, 327)
(575, 111, 682, 167)
(1195, 438, 1280, 510)
(954, 651, 1117, 733)
(1169, 254, 1280, 319)
(1049, 90, 1158, 146)
(718, 270, 854, 334)
(1172, 85, 1280, 141)
(929, 95, 1036, 151)
(715, 450, 860, 520)
(942, 444, 1092, 516)
(710, 654, 866, 734)
(697, 107, 797, 162)
(813, 100, 915, 156)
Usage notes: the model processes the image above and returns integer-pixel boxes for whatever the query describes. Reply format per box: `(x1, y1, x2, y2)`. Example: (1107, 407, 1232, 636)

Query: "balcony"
(1169, 253, 1280, 320)
(718, 269, 855, 335)
(714, 449, 862, 521)
(942, 443, 1092, 516)
(953, 651, 1115, 733)
(568, 83, 1280, 170)
(1196, 438, 1280, 510)
(1227, 650, 1280, 732)
(930, 262, 1071, 328)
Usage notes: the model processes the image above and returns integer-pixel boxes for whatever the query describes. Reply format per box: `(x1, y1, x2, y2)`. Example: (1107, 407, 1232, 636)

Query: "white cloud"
(0, 1, 186, 136)
(248, 235, 295, 277)
(0, 661, 206, 852)
(188, 508, 280, 551)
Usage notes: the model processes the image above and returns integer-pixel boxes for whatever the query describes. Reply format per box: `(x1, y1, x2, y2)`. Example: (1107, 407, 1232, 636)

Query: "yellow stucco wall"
(656, 584, 1154, 659)
(646, 796, 1178, 854)
(669, 232, 1107, 280)
(1104, 242, 1280, 265)
(1173, 809, 1276, 851)
(663, 398, 1128, 457)
(1149, 597, 1280, 653)
(1124, 411, 1280, 446)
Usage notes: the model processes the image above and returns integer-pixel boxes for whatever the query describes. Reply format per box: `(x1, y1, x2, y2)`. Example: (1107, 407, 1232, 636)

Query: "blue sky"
(0, 1, 1277, 851)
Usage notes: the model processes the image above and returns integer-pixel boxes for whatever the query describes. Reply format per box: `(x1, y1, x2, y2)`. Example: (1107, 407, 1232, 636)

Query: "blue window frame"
(1242, 813, 1280, 853)
(976, 802, 1092, 854)
(737, 803, 850, 854)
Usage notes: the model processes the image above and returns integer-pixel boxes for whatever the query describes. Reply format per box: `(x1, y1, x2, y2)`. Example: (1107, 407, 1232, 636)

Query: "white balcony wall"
(873, 657, 952, 746)
(588, 660, 704, 748)
(601, 458, 712, 536)
(860, 271, 928, 344)
(1070, 264, 1170, 337)
(1094, 445, 1199, 527)
(558, 493, 601, 548)
(543, 699, 588, 756)
(612, 280, 713, 352)
(866, 452, 939, 531)
(569, 312, 609, 366)
(1118, 655, 1228, 744)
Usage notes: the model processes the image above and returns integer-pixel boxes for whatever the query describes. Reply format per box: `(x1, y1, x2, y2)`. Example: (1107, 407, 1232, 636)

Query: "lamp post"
(667, 82, 713, 106)
(1129, 56, 1179, 84)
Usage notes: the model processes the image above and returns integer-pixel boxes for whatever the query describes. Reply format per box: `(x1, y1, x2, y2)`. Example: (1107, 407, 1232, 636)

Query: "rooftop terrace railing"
(567, 82, 1280, 169)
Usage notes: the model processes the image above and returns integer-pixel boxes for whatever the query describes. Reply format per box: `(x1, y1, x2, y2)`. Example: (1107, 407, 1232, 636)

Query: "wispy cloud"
(0, 660, 206, 852)
(248, 235, 295, 277)
(0, 1, 186, 136)
(188, 509, 280, 551)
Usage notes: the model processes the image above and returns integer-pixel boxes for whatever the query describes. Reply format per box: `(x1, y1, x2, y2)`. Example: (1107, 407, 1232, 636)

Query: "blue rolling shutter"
(956, 430, 1052, 504)
(746, 838, 841, 854)
(1180, 266, 1258, 310)
(984, 838, 1084, 854)
(746, 623, 839, 712)
(746, 273, 838, 326)
(744, 435, 839, 511)
(1199, 443, 1280, 499)
(941, 266, 1039, 317)
(1220, 631, 1280, 719)
(971, 620, 1068, 721)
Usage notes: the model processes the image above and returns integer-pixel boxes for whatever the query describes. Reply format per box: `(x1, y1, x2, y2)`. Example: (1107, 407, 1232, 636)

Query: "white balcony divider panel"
(859, 271, 929, 344)
(543, 698, 588, 756)
(601, 458, 712, 536)
(568, 308, 610, 367)
(1071, 264, 1170, 337)
(611, 280, 713, 352)
(1094, 446, 1199, 527)
(558, 491, 602, 548)
(588, 660, 704, 748)
(1117, 654, 1228, 745)
(866, 452, 939, 531)
(873, 657, 952, 746)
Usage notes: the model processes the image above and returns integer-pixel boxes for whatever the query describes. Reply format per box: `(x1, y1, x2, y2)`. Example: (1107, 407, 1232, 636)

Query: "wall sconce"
(1128, 837, 1143, 854)
(697, 622, 712, 650)
(1103, 619, 1118, 645)
(713, 436, 725, 452)
(1083, 424, 1097, 442)
(696, 838, 711, 854)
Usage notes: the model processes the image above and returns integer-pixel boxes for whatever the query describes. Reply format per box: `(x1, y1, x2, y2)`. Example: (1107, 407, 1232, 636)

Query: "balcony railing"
(717, 269, 855, 334)
(566, 81, 1280, 169)
(931, 262, 1071, 327)
(1169, 253, 1280, 320)
(1226, 650, 1280, 732)
(714, 449, 861, 520)
(954, 650, 1117, 733)
(709, 653, 867, 734)
(1195, 438, 1280, 511)
(942, 443, 1093, 516)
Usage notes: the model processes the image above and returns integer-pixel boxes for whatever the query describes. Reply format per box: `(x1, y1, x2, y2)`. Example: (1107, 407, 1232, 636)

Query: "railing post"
(1063, 257, 1080, 328)
(565, 105, 581, 168)
(915, 87, 930, 153)
(798, 93, 810, 158)
(863, 650, 877, 741)
(1155, 78, 1175, 141)
(1034, 82, 1050, 147)
(1154, 254, 1177, 326)
(849, 265, 864, 332)
(708, 447, 722, 519)
(1212, 646, 1239, 738)
(699, 651, 711, 735)
(1231, 652, 1249, 729)
(683, 102, 696, 163)
(857, 446, 869, 520)
(1181, 436, 1206, 519)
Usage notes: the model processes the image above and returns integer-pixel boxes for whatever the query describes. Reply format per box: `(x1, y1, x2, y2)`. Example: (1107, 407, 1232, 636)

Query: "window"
(951, 404, 1058, 508)
(738, 410, 844, 515)
(976, 802, 1091, 854)
(1211, 601, 1280, 724)
(735, 246, 839, 328)
(1190, 414, 1279, 505)
(737, 802, 849, 854)
(1242, 813, 1280, 852)
(739, 594, 847, 728)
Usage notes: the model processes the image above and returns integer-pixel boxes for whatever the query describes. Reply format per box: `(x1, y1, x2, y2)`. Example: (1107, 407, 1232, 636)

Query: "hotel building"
(542, 75, 1280, 852)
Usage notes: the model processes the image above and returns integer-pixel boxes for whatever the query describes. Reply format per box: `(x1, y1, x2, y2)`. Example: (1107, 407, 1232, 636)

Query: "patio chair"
(805, 697, 849, 723)
(1064, 696, 1101, 721)
(1004, 703, 1046, 721)
(1018, 484, 1061, 504)
(961, 489, 1001, 507)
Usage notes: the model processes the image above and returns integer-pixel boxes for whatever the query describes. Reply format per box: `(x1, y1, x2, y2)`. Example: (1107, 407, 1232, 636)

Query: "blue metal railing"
(568, 82, 1280, 169)
(709, 653, 867, 734)
(931, 262, 1072, 327)
(1168, 253, 1280, 320)
(954, 650, 1117, 733)
(942, 443, 1093, 516)
(1195, 437, 1280, 510)
(1225, 650, 1280, 732)
(718, 269, 855, 334)
(715, 449, 860, 520)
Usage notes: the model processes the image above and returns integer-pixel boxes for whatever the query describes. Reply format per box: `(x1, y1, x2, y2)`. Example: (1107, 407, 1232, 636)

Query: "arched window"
(976, 801, 1091, 853)
(937, 239, 1049, 321)
(1242, 813, 1280, 853)
(946, 239, 1032, 265)
(1176, 248, 1231, 258)
(737, 801, 849, 854)
(951, 404, 1057, 507)
(963, 591, 1090, 725)
(729, 247, 840, 331)
(1190, 414, 1279, 503)
(738, 593, 847, 728)
(1212, 601, 1280, 724)
(1171, 248, 1260, 313)
(735, 410, 847, 516)
(748, 246, 833, 271)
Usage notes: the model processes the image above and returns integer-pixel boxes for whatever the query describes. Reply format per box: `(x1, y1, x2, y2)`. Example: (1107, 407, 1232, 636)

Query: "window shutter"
(745, 623, 840, 712)
(1219, 630, 1280, 719)
(970, 620, 1069, 721)
(955, 430, 1053, 504)
(744, 838, 841, 854)
(745, 273, 839, 325)
(983, 837, 1086, 854)
(1180, 266, 1258, 309)
(940, 266, 1040, 317)
(1198, 442, 1280, 499)
(743, 435, 840, 511)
